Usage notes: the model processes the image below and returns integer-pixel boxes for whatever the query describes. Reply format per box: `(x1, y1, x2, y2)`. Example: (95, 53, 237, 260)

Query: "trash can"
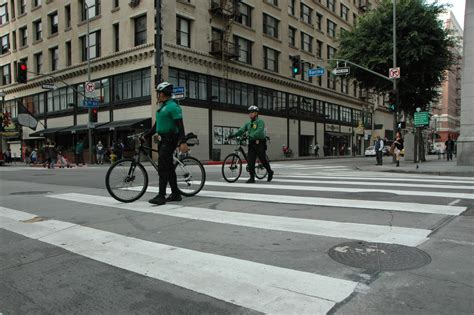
(212, 148, 221, 161)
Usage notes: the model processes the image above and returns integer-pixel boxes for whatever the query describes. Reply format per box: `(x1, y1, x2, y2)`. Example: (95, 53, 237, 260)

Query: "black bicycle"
(221, 135, 270, 183)
(105, 133, 206, 203)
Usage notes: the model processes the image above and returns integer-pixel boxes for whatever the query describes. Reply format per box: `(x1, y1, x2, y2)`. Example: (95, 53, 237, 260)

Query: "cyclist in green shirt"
(229, 106, 274, 183)
(143, 82, 188, 205)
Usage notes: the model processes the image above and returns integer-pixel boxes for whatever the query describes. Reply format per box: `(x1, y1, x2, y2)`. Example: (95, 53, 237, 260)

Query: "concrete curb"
(355, 166, 474, 177)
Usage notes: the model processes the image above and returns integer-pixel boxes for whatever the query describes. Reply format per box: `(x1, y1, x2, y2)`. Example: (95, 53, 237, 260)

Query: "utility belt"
(249, 139, 266, 145)
(156, 132, 178, 144)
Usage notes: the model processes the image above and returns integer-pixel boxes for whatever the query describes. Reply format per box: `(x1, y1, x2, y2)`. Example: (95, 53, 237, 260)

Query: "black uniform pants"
(247, 140, 272, 178)
(157, 136, 179, 196)
(376, 150, 383, 165)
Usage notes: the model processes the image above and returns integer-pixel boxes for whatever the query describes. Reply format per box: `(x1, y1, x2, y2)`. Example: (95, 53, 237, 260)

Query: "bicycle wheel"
(105, 159, 148, 203)
(255, 159, 268, 180)
(175, 156, 206, 197)
(222, 153, 242, 183)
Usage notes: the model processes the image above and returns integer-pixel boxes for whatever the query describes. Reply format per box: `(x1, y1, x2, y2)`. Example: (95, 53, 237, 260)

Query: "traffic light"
(291, 55, 301, 76)
(17, 62, 28, 83)
(388, 89, 398, 112)
(90, 108, 98, 123)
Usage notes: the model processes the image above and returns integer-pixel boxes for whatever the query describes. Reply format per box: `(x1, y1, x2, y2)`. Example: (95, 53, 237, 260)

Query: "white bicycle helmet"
(248, 105, 259, 113)
(156, 82, 174, 95)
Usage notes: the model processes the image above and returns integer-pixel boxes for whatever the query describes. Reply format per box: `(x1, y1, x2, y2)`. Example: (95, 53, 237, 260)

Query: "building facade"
(0, 0, 392, 162)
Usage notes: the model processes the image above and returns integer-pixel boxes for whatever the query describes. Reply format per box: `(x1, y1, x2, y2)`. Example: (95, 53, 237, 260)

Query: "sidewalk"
(356, 155, 474, 177)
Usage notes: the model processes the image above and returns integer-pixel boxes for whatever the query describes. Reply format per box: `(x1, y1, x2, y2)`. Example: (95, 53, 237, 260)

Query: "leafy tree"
(336, 0, 457, 116)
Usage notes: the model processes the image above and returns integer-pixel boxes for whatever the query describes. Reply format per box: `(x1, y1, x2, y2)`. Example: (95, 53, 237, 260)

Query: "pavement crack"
(271, 285, 334, 302)
(407, 272, 474, 289)
(0, 252, 69, 273)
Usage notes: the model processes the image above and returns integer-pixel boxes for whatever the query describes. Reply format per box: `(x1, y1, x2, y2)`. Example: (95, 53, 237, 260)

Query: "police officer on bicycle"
(229, 106, 274, 183)
(143, 82, 188, 205)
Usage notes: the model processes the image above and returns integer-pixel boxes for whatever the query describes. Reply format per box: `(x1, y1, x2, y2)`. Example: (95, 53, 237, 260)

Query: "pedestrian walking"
(375, 136, 384, 165)
(49, 143, 57, 169)
(75, 139, 85, 166)
(393, 132, 404, 167)
(445, 135, 455, 161)
(229, 105, 274, 184)
(96, 141, 105, 164)
(314, 142, 320, 158)
(29, 148, 37, 165)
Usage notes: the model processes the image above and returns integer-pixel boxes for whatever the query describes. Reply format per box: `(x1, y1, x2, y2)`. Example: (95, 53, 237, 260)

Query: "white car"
(364, 146, 376, 157)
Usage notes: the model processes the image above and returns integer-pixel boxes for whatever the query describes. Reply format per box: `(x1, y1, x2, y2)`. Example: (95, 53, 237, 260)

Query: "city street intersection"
(1, 157, 473, 314)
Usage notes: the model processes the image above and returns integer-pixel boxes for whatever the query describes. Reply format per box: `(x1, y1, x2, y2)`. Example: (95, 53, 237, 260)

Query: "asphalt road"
(1, 156, 473, 314)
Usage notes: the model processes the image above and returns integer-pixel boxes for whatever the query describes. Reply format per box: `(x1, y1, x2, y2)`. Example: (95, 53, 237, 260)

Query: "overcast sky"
(426, 0, 466, 27)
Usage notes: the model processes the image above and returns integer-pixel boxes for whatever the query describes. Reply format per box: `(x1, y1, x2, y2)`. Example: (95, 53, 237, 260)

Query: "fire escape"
(209, 0, 240, 61)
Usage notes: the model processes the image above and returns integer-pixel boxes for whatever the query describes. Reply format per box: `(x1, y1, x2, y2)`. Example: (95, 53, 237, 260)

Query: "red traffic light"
(17, 62, 28, 83)
(20, 64, 27, 71)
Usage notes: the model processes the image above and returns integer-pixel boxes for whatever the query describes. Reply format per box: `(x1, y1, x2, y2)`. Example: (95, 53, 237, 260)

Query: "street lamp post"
(392, 0, 398, 162)
(84, 1, 93, 164)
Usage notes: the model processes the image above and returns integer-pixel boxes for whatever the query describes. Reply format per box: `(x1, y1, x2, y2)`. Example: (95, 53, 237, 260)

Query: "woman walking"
(393, 131, 404, 167)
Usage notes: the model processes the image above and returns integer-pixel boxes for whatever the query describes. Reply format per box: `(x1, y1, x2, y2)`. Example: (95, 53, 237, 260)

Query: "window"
(50, 47, 58, 70)
(327, 20, 336, 37)
(265, 0, 278, 6)
(49, 12, 58, 35)
(237, 3, 251, 27)
(263, 14, 279, 38)
(341, 106, 351, 123)
(20, 26, 27, 47)
(341, 78, 349, 94)
(340, 4, 349, 21)
(325, 103, 339, 120)
(353, 109, 362, 124)
(66, 41, 71, 66)
(169, 68, 208, 101)
(134, 15, 147, 46)
(301, 4, 312, 25)
(353, 81, 358, 97)
(113, 23, 119, 52)
(301, 32, 312, 53)
(65, 5, 71, 28)
(0, 34, 9, 54)
(34, 52, 42, 73)
(176, 16, 190, 47)
(1, 4, 8, 25)
(263, 47, 278, 72)
(113, 0, 119, 8)
(33, 20, 42, 41)
(316, 40, 323, 58)
(11, 31, 16, 50)
(327, 76, 336, 90)
(289, 26, 296, 46)
(34, 0, 42, 7)
(19, 0, 26, 14)
(353, 13, 357, 26)
(288, 0, 295, 16)
(234, 36, 252, 64)
(302, 62, 312, 82)
(81, 0, 100, 21)
(316, 13, 322, 31)
(1, 64, 11, 85)
(327, 45, 336, 59)
(113, 68, 151, 101)
(81, 30, 101, 61)
(327, 0, 335, 12)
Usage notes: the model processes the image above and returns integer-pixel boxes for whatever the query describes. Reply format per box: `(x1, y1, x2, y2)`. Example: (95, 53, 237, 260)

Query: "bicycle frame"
(131, 141, 184, 174)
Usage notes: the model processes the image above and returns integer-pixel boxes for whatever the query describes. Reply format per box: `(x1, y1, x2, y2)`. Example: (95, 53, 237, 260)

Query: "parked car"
(383, 146, 391, 156)
(364, 146, 376, 157)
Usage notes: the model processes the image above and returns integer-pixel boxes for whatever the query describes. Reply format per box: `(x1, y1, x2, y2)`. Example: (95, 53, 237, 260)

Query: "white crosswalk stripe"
(278, 174, 474, 184)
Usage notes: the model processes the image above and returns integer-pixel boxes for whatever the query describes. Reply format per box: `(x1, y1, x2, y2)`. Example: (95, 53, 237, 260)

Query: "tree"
(337, 0, 457, 116)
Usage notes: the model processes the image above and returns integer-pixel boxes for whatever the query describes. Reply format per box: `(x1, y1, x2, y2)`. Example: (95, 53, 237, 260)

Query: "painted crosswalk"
(1, 170, 472, 314)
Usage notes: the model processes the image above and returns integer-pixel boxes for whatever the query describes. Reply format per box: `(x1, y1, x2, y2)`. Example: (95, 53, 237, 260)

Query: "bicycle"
(221, 135, 270, 183)
(105, 132, 206, 203)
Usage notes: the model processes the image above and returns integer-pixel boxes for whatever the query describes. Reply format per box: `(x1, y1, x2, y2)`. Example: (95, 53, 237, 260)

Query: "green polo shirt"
(156, 99, 183, 134)
(232, 117, 266, 141)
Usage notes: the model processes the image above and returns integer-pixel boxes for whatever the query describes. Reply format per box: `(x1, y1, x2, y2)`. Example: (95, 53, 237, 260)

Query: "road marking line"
(448, 199, 461, 206)
(202, 181, 474, 200)
(0, 207, 358, 314)
(124, 186, 466, 215)
(48, 193, 431, 246)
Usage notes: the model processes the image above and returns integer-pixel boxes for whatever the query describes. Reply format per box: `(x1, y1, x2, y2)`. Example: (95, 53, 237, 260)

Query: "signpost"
(332, 67, 350, 75)
(414, 111, 430, 127)
(389, 67, 401, 79)
(308, 67, 325, 77)
(172, 86, 185, 100)
(85, 82, 96, 98)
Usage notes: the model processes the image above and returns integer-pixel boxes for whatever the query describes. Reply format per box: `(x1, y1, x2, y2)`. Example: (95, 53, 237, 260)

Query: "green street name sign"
(414, 112, 430, 127)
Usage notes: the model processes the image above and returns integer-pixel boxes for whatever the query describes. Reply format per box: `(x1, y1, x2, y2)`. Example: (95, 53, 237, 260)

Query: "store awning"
(57, 123, 108, 134)
(96, 118, 151, 131)
(29, 126, 69, 137)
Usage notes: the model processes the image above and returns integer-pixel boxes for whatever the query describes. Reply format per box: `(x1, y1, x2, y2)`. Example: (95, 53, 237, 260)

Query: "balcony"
(209, 40, 239, 60)
(210, 0, 240, 18)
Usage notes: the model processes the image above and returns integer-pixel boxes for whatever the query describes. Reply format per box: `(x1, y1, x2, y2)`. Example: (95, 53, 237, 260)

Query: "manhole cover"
(10, 191, 51, 195)
(328, 241, 431, 271)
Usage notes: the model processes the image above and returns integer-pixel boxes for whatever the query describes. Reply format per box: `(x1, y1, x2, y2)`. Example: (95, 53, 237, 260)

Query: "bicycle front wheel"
(105, 159, 148, 203)
(175, 156, 206, 197)
(255, 157, 268, 180)
(222, 153, 242, 183)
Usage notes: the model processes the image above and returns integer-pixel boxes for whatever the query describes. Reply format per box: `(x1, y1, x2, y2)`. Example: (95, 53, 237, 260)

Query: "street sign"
(83, 99, 99, 108)
(389, 67, 400, 79)
(308, 68, 325, 77)
(172, 86, 185, 100)
(85, 82, 96, 98)
(414, 111, 430, 127)
(42, 84, 56, 90)
(332, 67, 350, 75)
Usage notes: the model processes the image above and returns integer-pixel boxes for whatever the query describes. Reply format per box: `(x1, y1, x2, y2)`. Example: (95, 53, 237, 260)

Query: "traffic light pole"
(392, 0, 398, 163)
(86, 2, 93, 164)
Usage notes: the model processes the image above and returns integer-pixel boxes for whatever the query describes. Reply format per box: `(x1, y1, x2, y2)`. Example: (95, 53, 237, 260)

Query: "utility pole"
(155, 0, 162, 84)
(392, 0, 398, 162)
(85, 2, 93, 164)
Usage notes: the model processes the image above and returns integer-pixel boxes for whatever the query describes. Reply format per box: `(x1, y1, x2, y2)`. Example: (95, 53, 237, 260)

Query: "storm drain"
(10, 191, 52, 195)
(328, 241, 431, 271)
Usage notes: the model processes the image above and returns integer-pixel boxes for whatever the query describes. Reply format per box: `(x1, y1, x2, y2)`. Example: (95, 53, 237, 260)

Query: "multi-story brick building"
(0, 0, 392, 162)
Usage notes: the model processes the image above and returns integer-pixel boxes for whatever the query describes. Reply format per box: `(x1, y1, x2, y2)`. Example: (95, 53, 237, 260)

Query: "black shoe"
(396, 161, 400, 167)
(246, 178, 255, 183)
(149, 195, 166, 205)
(267, 170, 274, 182)
(166, 193, 182, 202)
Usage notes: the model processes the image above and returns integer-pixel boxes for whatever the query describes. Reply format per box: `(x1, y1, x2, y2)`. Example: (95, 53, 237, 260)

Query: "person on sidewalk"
(143, 82, 188, 206)
(96, 141, 105, 165)
(445, 135, 455, 161)
(314, 142, 320, 158)
(29, 148, 37, 165)
(393, 132, 404, 167)
(375, 136, 384, 165)
(229, 106, 274, 184)
(75, 139, 85, 166)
